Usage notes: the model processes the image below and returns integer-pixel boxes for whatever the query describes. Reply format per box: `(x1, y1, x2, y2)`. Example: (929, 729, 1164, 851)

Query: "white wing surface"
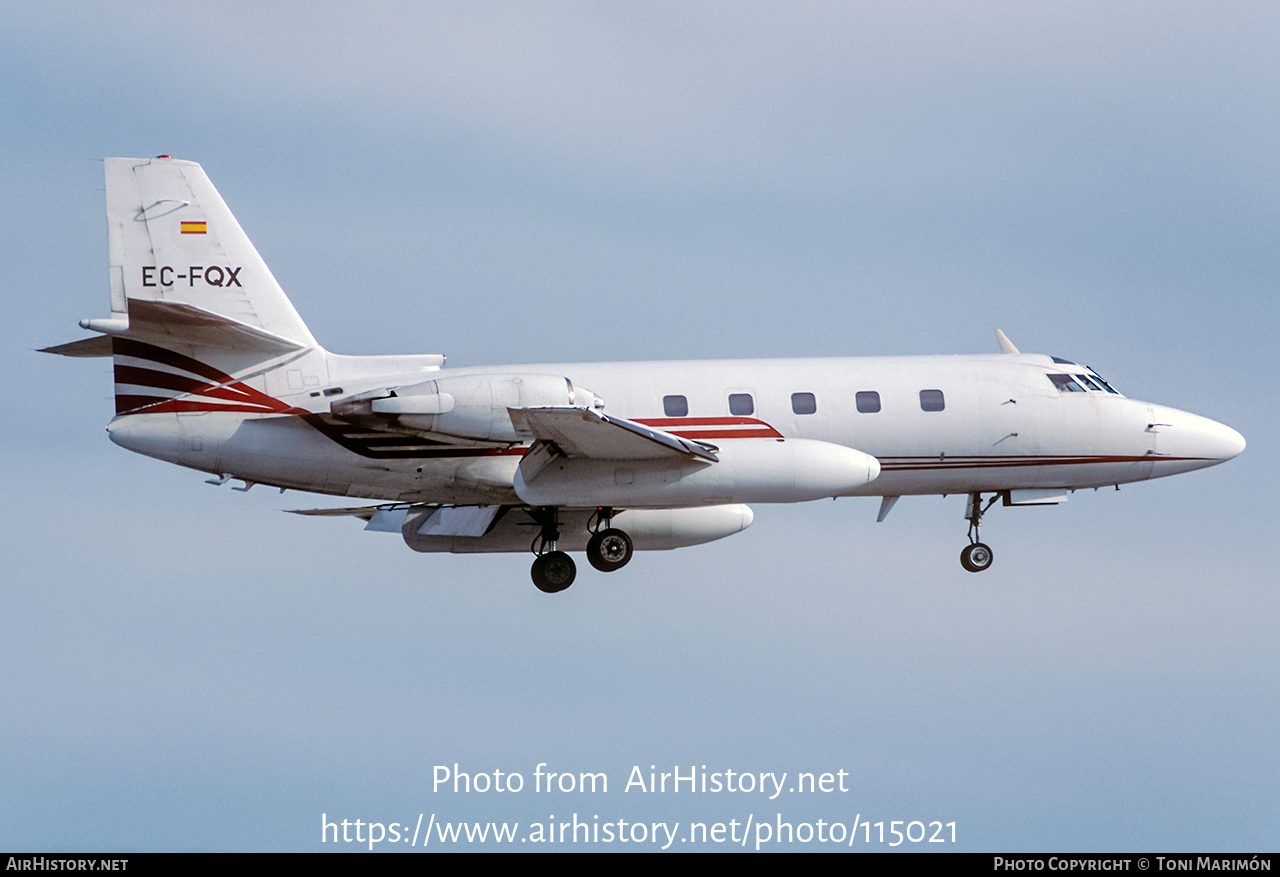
(510, 407, 719, 462)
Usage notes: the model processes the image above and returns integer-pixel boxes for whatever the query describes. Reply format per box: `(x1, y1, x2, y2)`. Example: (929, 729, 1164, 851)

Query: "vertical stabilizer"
(104, 157, 318, 348)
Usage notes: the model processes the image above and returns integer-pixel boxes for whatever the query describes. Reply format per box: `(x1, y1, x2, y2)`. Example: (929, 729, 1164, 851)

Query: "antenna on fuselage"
(995, 329, 1020, 355)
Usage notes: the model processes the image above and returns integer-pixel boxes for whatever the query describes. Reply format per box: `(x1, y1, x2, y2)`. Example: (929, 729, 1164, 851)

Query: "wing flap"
(417, 505, 500, 537)
(511, 407, 719, 462)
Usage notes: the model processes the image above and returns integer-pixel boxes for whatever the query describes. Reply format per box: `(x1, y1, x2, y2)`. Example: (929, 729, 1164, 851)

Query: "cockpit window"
(1051, 357, 1123, 394)
(1086, 368, 1121, 394)
(1047, 374, 1086, 392)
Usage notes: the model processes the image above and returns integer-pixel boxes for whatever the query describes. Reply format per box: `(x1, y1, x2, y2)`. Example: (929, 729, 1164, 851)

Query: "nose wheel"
(960, 541, 993, 572)
(961, 492, 999, 573)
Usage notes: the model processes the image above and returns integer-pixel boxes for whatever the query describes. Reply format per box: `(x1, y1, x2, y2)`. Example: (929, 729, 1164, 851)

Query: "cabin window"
(728, 393, 754, 416)
(1047, 374, 1085, 393)
(919, 389, 945, 412)
(663, 394, 689, 417)
(856, 391, 881, 413)
(791, 392, 817, 415)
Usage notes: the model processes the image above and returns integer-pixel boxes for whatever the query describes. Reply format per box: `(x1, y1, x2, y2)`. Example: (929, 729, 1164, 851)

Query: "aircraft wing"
(287, 505, 386, 520)
(288, 503, 506, 536)
(511, 407, 719, 462)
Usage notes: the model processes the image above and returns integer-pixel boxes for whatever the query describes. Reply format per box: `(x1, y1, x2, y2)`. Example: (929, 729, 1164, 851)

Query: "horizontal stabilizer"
(40, 336, 115, 357)
(46, 300, 305, 360)
(108, 299, 305, 354)
(512, 407, 719, 461)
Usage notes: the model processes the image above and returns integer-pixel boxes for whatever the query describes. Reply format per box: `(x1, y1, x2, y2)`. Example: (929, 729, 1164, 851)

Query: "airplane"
(43, 157, 1246, 592)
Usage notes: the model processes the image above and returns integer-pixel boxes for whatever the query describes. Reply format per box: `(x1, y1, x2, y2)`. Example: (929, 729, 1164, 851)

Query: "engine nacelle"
(513, 438, 880, 507)
(332, 373, 587, 443)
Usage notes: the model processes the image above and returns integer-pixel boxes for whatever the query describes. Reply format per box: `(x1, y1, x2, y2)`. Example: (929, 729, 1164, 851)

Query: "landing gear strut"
(961, 491, 997, 573)
(528, 507, 575, 593)
(524, 507, 637, 592)
(586, 507, 633, 573)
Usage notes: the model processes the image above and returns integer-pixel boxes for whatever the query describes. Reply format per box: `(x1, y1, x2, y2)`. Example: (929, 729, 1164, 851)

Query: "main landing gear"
(531, 551, 576, 593)
(586, 507, 633, 573)
(529, 507, 575, 593)
(527, 507, 634, 593)
(961, 491, 998, 573)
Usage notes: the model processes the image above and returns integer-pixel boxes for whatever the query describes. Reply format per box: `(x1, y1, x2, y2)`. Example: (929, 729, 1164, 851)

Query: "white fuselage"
(107, 350, 1244, 506)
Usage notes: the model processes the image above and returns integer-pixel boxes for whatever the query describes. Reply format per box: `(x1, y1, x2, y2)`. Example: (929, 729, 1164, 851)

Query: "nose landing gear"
(961, 492, 998, 573)
(960, 541, 993, 573)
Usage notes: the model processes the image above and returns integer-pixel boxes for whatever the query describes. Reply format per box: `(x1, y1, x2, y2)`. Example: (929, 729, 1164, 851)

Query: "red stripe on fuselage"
(878, 454, 1211, 470)
(111, 338, 308, 416)
(665, 429, 781, 439)
(636, 417, 784, 438)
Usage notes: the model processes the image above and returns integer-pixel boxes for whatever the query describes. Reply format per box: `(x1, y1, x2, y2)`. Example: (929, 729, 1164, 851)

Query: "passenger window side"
(791, 392, 817, 415)
(663, 395, 689, 417)
(728, 393, 754, 416)
(856, 391, 881, 413)
(919, 389, 945, 412)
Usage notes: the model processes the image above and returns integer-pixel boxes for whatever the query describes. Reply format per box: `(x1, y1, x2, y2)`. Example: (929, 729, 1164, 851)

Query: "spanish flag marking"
(180, 221, 207, 234)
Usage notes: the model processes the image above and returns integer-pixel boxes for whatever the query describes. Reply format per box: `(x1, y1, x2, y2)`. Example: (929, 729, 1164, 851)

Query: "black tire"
(587, 528, 633, 572)
(532, 551, 576, 593)
(960, 542, 994, 573)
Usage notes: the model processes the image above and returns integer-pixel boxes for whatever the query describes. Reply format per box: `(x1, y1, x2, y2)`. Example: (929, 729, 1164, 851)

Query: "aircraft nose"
(1152, 406, 1245, 464)
(1212, 421, 1246, 460)
(1183, 415, 1245, 462)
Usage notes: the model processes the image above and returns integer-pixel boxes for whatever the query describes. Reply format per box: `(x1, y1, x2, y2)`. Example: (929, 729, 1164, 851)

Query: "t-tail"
(42, 157, 334, 416)
(42, 160, 445, 425)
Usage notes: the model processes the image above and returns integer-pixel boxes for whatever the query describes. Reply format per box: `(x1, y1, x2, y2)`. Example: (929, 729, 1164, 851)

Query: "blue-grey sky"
(3, 1, 1275, 852)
